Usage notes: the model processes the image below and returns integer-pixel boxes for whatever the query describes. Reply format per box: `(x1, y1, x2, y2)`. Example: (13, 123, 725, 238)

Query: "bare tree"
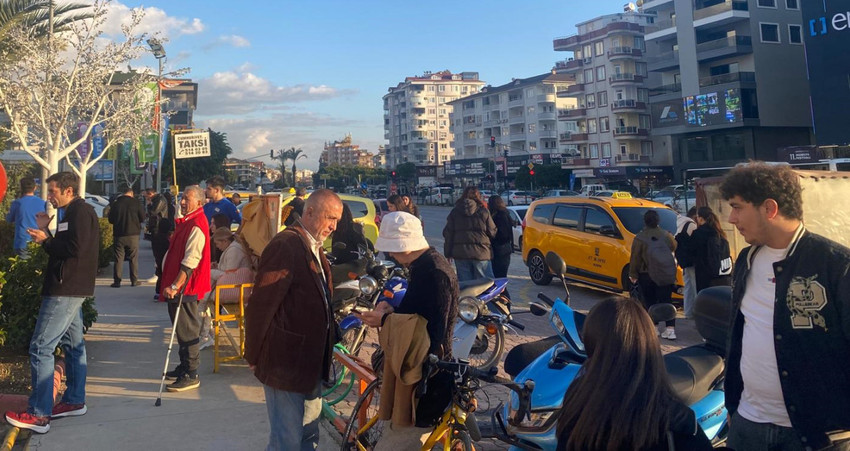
(0, 0, 158, 196)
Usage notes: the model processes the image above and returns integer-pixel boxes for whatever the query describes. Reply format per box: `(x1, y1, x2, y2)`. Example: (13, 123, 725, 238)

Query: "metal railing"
(696, 35, 752, 53)
(694, 0, 749, 21)
(698, 71, 756, 87)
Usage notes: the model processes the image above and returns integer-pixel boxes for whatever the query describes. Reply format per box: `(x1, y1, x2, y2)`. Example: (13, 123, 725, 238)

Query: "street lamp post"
(147, 38, 166, 192)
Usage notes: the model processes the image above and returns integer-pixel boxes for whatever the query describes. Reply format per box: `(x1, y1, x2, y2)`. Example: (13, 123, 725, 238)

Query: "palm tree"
(286, 147, 307, 187)
(0, 1, 92, 36)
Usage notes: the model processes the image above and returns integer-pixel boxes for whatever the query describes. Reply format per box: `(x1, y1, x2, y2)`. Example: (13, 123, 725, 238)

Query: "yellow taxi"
(522, 195, 683, 296)
(280, 192, 379, 247)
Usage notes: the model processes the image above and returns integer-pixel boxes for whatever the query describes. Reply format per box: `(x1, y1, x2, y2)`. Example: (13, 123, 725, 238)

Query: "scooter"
(493, 251, 730, 450)
(453, 278, 525, 370)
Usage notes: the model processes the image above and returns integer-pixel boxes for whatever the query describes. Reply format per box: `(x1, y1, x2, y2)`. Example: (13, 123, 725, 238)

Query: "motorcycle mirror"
(332, 242, 347, 252)
(648, 303, 677, 324)
(545, 251, 567, 278)
(529, 302, 550, 316)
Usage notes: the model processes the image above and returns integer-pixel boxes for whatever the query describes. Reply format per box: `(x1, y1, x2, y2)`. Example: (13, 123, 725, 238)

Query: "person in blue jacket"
(5, 177, 47, 258)
(202, 176, 241, 226)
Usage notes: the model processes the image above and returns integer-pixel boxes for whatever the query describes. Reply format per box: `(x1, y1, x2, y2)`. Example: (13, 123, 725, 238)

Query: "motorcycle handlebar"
(537, 293, 555, 307)
(507, 319, 525, 331)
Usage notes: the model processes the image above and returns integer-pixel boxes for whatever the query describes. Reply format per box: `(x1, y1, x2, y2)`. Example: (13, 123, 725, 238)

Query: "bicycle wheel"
(340, 379, 383, 451)
(324, 344, 350, 392)
(340, 326, 368, 356)
(466, 323, 505, 371)
(426, 427, 474, 451)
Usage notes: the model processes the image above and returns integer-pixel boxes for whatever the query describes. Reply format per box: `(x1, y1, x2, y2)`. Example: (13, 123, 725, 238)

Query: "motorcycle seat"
(664, 346, 725, 406)
(458, 278, 494, 299)
(504, 335, 563, 378)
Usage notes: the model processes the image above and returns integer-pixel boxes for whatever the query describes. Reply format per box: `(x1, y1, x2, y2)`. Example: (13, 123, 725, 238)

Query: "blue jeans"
(263, 382, 322, 451)
(29, 296, 87, 417)
(682, 266, 697, 318)
(454, 259, 494, 282)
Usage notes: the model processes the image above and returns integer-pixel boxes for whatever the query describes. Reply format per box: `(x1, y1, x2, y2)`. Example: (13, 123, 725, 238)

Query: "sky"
(108, 0, 633, 171)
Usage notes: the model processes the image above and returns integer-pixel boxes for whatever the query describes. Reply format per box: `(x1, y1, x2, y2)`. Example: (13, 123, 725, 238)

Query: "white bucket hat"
(375, 212, 429, 253)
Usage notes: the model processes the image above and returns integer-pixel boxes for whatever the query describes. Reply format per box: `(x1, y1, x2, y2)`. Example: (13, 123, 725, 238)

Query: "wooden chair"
(213, 283, 253, 372)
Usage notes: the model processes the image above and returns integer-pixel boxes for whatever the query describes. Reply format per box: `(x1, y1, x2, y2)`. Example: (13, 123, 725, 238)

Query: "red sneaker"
(51, 402, 87, 418)
(5, 411, 50, 433)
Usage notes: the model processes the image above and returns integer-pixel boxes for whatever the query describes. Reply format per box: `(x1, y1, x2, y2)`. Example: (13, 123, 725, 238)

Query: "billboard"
(653, 89, 743, 129)
(802, 0, 850, 146)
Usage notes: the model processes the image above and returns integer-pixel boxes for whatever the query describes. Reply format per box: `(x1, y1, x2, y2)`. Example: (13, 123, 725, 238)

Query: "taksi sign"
(174, 132, 211, 159)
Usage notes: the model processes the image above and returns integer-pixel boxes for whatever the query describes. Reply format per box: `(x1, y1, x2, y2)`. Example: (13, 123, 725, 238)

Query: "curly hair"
(719, 162, 803, 220)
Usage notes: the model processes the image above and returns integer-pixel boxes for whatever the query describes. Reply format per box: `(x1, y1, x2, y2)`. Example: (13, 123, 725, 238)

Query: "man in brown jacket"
(244, 189, 342, 450)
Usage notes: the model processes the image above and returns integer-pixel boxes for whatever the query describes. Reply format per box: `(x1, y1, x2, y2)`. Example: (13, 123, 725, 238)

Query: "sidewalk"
(28, 238, 337, 450)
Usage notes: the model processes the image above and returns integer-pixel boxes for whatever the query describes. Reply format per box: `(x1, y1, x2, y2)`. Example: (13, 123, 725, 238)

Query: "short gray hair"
(184, 185, 204, 204)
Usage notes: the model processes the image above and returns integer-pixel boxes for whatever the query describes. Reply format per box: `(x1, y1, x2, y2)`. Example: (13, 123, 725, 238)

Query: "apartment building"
(445, 72, 577, 183)
(320, 135, 375, 168)
(642, 0, 812, 178)
(223, 158, 263, 187)
(383, 71, 485, 168)
(553, 12, 666, 185)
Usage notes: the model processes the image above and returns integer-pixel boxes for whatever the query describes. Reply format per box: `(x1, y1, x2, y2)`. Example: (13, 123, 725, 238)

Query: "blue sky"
(115, 0, 632, 170)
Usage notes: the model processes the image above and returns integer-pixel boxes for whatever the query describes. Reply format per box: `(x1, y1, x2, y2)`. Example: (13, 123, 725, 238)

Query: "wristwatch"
(170, 284, 178, 291)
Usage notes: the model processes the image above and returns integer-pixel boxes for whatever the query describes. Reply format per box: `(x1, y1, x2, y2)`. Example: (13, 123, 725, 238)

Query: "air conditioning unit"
(583, 57, 593, 64)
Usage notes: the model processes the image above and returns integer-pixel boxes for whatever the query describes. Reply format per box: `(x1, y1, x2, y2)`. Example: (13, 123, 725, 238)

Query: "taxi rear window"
(343, 200, 368, 218)
(531, 204, 555, 225)
(612, 207, 677, 235)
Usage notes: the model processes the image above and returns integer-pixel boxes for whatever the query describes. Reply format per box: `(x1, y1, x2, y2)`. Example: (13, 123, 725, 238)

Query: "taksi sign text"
(174, 132, 211, 159)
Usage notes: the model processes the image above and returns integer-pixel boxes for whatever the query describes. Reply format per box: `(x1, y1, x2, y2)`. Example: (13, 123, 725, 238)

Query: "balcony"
(641, 0, 674, 10)
(553, 22, 645, 51)
(559, 108, 586, 119)
(649, 82, 682, 97)
(537, 93, 556, 103)
(537, 111, 557, 120)
(614, 154, 651, 164)
(508, 97, 524, 107)
(566, 158, 592, 167)
(646, 50, 679, 72)
(553, 58, 584, 72)
(608, 47, 643, 60)
(611, 99, 647, 111)
(557, 84, 585, 97)
(696, 35, 753, 62)
(699, 71, 756, 87)
(538, 130, 558, 139)
(613, 126, 649, 137)
(694, 0, 749, 22)
(559, 132, 589, 142)
(509, 114, 525, 124)
(609, 73, 645, 85)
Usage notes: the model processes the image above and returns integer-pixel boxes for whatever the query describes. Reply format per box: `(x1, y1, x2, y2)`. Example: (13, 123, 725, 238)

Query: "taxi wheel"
(528, 250, 553, 285)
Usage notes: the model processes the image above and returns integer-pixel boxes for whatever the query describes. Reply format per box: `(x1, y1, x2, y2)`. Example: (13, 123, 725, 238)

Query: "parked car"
(543, 189, 579, 197)
(85, 198, 106, 218)
(425, 187, 454, 205)
(280, 193, 379, 247)
(479, 189, 496, 199)
(85, 193, 109, 207)
(373, 198, 389, 226)
(506, 206, 528, 252)
(669, 190, 697, 215)
(522, 195, 683, 295)
(500, 190, 534, 206)
(578, 184, 606, 196)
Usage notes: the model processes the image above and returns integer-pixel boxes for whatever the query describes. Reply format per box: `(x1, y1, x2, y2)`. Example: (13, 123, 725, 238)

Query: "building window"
(589, 143, 599, 158)
(588, 119, 598, 134)
(529, 142, 537, 152)
(785, 0, 798, 8)
(620, 144, 627, 155)
(757, 0, 776, 7)
(633, 36, 644, 50)
(595, 41, 604, 56)
(599, 117, 610, 132)
(428, 85, 435, 91)
(598, 91, 608, 106)
(596, 66, 606, 81)
(583, 44, 592, 58)
(438, 85, 446, 92)
(586, 94, 596, 108)
(584, 69, 594, 83)
(601, 142, 611, 157)
(641, 141, 653, 157)
(760, 23, 780, 43)
(788, 24, 802, 44)
(527, 106, 536, 115)
(528, 123, 536, 133)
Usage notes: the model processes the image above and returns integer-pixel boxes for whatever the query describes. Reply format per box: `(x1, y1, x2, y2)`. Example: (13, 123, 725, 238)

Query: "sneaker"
(166, 374, 200, 392)
(131, 281, 143, 287)
(5, 411, 50, 433)
(51, 403, 87, 419)
(153, 294, 160, 301)
(146, 275, 159, 284)
(199, 336, 213, 351)
(165, 366, 186, 380)
(661, 329, 677, 340)
(110, 282, 121, 288)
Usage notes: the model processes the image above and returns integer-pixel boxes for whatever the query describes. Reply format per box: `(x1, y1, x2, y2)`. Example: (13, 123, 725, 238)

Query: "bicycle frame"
(421, 401, 470, 449)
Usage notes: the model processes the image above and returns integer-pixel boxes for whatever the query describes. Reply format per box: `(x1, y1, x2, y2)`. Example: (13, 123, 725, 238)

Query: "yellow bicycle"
(340, 355, 535, 450)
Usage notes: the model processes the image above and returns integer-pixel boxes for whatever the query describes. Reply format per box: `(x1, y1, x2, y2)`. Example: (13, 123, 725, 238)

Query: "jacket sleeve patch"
(786, 274, 828, 331)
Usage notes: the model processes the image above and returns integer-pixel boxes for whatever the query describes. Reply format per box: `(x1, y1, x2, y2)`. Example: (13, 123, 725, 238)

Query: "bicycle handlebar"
(537, 293, 555, 307)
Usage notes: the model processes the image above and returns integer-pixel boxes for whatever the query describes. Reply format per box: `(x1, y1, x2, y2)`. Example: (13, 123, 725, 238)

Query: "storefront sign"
(778, 146, 821, 164)
(573, 169, 595, 178)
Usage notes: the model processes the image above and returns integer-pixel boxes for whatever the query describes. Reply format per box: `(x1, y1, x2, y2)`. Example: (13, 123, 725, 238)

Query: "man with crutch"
(158, 185, 210, 393)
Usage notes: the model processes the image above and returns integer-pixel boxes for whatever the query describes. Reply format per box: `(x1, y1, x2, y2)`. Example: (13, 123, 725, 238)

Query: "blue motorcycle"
(492, 252, 730, 450)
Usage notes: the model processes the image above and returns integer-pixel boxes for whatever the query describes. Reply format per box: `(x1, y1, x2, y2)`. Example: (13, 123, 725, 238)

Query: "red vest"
(161, 207, 211, 298)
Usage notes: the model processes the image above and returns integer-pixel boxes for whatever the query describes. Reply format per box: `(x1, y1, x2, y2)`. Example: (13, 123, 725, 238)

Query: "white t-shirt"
(738, 244, 792, 426)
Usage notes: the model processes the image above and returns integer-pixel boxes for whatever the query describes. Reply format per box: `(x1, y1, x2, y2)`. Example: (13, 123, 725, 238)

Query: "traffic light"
(270, 149, 274, 159)
(490, 136, 496, 148)
(391, 171, 397, 178)
(529, 170, 535, 176)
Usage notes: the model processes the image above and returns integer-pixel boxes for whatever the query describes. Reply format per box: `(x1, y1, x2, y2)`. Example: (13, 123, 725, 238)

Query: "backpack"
(640, 233, 678, 286)
(674, 221, 696, 268)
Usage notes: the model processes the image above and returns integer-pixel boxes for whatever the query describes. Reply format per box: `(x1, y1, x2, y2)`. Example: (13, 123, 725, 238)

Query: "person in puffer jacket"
(442, 186, 497, 282)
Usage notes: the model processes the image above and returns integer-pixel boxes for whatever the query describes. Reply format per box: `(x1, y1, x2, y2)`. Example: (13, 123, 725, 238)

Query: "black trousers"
(491, 251, 512, 300)
(638, 273, 675, 327)
(113, 235, 140, 284)
(151, 234, 170, 294)
(167, 295, 200, 375)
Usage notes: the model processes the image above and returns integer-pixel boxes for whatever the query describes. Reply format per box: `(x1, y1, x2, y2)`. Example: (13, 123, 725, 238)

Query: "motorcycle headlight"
(508, 407, 557, 431)
(359, 276, 378, 295)
(458, 297, 481, 324)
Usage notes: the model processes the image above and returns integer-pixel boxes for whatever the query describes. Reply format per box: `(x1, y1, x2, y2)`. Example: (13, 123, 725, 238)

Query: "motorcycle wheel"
(467, 323, 505, 371)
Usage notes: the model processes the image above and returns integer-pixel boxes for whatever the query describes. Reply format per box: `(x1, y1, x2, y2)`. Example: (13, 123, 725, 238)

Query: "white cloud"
(101, 2, 205, 38)
(204, 35, 251, 50)
(196, 69, 355, 115)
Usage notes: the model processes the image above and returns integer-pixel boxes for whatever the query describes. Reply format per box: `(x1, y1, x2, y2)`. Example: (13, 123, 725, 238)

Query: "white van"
(578, 184, 606, 196)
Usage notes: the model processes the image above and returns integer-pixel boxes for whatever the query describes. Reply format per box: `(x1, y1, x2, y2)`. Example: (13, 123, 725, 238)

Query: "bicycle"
(340, 354, 535, 450)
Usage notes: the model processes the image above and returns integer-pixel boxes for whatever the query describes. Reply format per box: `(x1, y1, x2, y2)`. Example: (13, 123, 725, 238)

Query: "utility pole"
(147, 38, 167, 192)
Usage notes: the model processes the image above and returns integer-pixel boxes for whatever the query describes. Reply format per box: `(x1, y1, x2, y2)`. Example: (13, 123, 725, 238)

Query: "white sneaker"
(146, 275, 158, 284)
(661, 329, 677, 340)
(199, 336, 213, 350)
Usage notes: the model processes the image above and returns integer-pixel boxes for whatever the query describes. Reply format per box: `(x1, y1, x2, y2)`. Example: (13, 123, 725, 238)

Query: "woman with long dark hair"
(691, 206, 732, 292)
(488, 194, 513, 282)
(442, 186, 496, 281)
(556, 297, 711, 451)
(332, 203, 372, 264)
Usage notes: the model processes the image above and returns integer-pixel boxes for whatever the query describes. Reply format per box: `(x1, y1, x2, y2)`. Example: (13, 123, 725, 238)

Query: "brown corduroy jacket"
(244, 225, 336, 394)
